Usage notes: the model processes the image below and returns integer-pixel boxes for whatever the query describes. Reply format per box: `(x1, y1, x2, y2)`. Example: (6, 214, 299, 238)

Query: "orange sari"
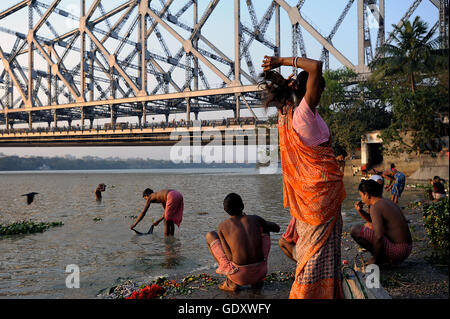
(278, 106, 346, 299)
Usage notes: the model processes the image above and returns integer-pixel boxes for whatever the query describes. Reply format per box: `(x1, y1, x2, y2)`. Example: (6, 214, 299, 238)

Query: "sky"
(0, 0, 441, 160)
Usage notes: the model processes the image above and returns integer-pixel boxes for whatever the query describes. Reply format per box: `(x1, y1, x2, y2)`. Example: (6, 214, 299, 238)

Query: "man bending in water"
(130, 188, 184, 236)
(205, 193, 280, 292)
(351, 180, 412, 265)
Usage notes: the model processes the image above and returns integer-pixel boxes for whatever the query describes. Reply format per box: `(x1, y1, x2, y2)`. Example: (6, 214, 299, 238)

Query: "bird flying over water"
(22, 192, 39, 205)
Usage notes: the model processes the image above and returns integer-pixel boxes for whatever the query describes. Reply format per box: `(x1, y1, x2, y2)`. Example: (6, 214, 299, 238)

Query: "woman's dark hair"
(434, 176, 445, 183)
(358, 179, 383, 198)
(258, 70, 325, 114)
(223, 193, 244, 216)
(143, 188, 154, 197)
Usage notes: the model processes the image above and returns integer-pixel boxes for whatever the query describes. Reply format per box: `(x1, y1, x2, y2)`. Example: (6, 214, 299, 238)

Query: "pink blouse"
(292, 97, 330, 147)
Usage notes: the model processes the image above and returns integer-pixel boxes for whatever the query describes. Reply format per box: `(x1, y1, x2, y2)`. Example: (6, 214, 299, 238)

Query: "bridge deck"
(0, 124, 276, 146)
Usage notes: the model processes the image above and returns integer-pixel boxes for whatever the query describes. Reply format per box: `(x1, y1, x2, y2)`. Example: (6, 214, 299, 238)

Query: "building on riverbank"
(359, 130, 449, 179)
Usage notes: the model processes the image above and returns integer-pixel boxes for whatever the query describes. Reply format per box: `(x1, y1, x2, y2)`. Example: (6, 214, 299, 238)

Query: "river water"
(0, 168, 424, 298)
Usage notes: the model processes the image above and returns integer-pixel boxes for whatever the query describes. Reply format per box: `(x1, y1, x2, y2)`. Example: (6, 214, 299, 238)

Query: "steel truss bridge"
(0, 0, 447, 146)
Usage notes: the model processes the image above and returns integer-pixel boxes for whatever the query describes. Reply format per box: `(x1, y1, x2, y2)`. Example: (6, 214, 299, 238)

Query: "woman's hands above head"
(262, 56, 282, 72)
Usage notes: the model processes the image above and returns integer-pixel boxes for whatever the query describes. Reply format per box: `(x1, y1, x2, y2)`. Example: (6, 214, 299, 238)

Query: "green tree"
(370, 16, 439, 93)
(369, 16, 449, 154)
(319, 69, 391, 155)
(379, 85, 448, 154)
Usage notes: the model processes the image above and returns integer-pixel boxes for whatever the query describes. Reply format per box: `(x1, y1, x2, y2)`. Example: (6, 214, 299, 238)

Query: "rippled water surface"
(0, 168, 424, 298)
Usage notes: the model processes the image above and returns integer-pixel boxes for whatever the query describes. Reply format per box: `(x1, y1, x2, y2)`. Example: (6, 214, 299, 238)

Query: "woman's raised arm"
(261, 56, 324, 110)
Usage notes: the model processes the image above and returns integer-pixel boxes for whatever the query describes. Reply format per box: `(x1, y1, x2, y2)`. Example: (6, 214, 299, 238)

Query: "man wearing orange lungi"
(261, 55, 346, 299)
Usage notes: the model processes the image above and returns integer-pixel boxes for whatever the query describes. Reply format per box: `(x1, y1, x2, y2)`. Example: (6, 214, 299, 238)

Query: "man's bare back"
(148, 189, 171, 206)
(370, 198, 412, 244)
(218, 214, 269, 266)
(352, 179, 413, 265)
(205, 193, 280, 292)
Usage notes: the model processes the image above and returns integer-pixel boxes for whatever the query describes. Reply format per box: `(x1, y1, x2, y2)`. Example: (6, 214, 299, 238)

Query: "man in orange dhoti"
(261, 55, 346, 299)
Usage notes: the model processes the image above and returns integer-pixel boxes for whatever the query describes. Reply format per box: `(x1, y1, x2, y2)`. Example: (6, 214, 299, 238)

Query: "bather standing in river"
(94, 183, 106, 201)
(130, 188, 184, 236)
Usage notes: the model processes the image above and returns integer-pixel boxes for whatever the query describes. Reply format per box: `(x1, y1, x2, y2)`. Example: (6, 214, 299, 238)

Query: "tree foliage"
(369, 16, 449, 154)
(370, 16, 440, 93)
(422, 197, 449, 251)
(319, 69, 391, 155)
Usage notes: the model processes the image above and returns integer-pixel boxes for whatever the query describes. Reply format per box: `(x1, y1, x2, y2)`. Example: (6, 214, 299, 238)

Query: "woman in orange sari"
(260, 56, 346, 299)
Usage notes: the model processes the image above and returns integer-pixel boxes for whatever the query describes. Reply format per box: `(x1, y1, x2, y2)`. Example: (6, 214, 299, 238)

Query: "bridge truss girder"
(0, 0, 443, 129)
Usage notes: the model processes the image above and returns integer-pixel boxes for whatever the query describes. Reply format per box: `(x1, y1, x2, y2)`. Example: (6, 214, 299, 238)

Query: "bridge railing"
(0, 117, 269, 136)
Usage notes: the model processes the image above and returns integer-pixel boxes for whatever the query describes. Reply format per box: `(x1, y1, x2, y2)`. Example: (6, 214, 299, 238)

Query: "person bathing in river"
(94, 183, 106, 201)
(260, 55, 346, 299)
(351, 180, 412, 265)
(205, 193, 280, 292)
(130, 188, 184, 236)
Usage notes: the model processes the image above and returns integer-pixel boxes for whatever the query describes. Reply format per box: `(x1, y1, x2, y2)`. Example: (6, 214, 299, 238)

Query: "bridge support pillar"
(234, 93, 240, 120)
(138, 115, 142, 128)
(357, 0, 370, 73)
(165, 113, 169, 123)
(142, 102, 147, 127)
(186, 98, 191, 122)
(28, 112, 32, 130)
(53, 110, 58, 128)
(110, 105, 116, 127)
(80, 107, 85, 129)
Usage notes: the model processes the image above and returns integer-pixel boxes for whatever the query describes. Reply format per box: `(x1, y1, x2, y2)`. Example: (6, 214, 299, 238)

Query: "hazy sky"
(0, 0, 440, 159)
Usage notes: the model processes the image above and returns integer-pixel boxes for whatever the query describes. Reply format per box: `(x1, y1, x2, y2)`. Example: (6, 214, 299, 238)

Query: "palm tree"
(370, 16, 438, 93)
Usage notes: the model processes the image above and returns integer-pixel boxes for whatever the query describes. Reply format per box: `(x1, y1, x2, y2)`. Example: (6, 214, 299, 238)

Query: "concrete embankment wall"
(346, 152, 449, 181)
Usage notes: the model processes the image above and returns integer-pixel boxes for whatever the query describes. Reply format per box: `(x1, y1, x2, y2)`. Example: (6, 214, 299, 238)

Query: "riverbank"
(100, 196, 449, 300)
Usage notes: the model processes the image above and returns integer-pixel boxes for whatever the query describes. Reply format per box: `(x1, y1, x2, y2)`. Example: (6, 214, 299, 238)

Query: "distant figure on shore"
(22, 192, 39, 205)
(352, 165, 360, 176)
(369, 173, 384, 190)
(130, 188, 184, 236)
(384, 164, 406, 204)
(428, 176, 447, 201)
(351, 180, 412, 265)
(94, 183, 106, 201)
(361, 164, 369, 178)
(336, 154, 346, 174)
(205, 193, 280, 292)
